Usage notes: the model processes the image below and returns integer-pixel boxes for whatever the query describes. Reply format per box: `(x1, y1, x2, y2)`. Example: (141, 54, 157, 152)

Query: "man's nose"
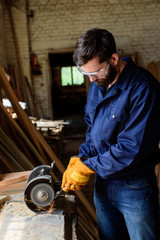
(89, 75, 97, 82)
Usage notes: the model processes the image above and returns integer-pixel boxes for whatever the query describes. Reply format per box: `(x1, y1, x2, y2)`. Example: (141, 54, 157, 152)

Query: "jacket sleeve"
(78, 106, 94, 158)
(82, 80, 160, 179)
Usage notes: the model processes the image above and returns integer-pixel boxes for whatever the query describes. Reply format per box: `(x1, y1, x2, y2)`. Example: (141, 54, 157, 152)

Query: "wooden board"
(146, 61, 158, 79)
(0, 171, 31, 187)
(155, 163, 160, 202)
(0, 181, 27, 195)
(155, 60, 160, 82)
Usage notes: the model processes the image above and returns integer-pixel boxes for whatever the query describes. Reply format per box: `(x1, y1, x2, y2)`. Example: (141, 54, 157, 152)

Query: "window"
(61, 66, 84, 86)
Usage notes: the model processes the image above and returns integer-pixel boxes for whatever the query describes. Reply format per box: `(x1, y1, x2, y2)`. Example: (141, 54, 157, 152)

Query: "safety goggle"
(77, 62, 109, 78)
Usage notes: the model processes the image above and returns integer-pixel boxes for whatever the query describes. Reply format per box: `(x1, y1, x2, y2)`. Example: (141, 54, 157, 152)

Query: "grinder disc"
(30, 183, 54, 207)
(24, 176, 55, 213)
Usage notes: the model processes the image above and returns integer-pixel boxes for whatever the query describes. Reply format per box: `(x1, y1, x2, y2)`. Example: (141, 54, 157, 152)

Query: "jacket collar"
(113, 57, 135, 91)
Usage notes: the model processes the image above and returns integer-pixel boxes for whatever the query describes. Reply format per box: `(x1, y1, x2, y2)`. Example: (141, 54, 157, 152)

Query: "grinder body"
(24, 163, 61, 213)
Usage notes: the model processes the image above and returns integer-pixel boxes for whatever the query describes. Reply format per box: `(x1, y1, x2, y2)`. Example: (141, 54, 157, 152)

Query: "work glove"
(66, 156, 80, 170)
(61, 158, 95, 192)
(62, 156, 79, 188)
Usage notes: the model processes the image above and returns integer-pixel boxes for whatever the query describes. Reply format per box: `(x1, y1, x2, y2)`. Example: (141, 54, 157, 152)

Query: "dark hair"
(73, 28, 117, 66)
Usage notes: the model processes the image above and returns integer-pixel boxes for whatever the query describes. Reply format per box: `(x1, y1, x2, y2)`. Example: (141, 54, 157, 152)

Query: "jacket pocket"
(106, 105, 128, 123)
(100, 105, 128, 143)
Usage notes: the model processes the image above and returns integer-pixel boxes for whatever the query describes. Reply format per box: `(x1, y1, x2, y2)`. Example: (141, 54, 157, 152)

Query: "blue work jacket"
(79, 58, 160, 180)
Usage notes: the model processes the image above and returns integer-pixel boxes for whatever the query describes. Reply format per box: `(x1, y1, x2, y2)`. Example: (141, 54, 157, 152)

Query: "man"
(61, 28, 160, 240)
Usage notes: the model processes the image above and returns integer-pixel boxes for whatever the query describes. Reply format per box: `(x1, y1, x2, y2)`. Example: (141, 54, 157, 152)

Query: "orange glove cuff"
(73, 159, 95, 176)
(67, 156, 80, 170)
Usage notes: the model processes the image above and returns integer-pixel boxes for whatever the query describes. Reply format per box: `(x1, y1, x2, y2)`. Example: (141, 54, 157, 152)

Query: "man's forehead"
(81, 57, 104, 73)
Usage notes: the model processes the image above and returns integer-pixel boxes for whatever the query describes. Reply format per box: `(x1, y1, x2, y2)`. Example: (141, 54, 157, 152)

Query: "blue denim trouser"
(94, 173, 160, 240)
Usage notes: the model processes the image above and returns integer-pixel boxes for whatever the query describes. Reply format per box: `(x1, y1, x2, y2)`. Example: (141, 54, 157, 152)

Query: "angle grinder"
(24, 162, 63, 213)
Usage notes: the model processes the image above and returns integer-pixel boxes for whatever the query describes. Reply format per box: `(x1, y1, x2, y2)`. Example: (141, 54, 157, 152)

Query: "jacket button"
(112, 114, 115, 119)
(114, 90, 117, 94)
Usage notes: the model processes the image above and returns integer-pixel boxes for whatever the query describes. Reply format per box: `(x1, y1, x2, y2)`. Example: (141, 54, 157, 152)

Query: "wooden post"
(24, 76, 40, 119)
(6, 0, 27, 103)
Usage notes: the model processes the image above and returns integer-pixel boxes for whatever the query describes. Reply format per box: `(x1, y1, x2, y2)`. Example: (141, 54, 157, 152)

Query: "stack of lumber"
(0, 65, 99, 239)
(146, 60, 160, 82)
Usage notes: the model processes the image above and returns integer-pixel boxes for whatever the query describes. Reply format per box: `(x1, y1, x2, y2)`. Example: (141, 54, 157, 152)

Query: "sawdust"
(0, 193, 37, 217)
(1, 201, 35, 217)
(0, 201, 58, 218)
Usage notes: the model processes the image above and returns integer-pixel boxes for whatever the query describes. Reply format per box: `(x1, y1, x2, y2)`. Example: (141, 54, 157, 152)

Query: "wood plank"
(155, 163, 160, 196)
(155, 60, 160, 82)
(8, 66, 16, 89)
(24, 76, 40, 119)
(0, 145, 25, 172)
(6, 0, 27, 103)
(0, 101, 47, 166)
(0, 65, 49, 164)
(0, 152, 14, 172)
(146, 61, 158, 79)
(0, 181, 27, 193)
(0, 128, 34, 170)
(13, 66, 23, 101)
(0, 171, 31, 187)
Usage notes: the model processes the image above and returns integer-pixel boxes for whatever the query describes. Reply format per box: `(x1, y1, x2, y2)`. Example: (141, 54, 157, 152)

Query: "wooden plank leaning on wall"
(0, 65, 99, 238)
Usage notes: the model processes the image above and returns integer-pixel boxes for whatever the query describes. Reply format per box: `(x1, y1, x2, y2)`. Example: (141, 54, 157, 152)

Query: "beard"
(96, 65, 117, 89)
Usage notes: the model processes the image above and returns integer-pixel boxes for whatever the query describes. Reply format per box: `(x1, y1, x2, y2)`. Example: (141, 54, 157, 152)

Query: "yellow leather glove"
(62, 156, 79, 190)
(62, 158, 95, 192)
(66, 156, 80, 170)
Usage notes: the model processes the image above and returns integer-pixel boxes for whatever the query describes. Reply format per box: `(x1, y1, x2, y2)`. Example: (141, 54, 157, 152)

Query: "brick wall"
(1, 0, 160, 118)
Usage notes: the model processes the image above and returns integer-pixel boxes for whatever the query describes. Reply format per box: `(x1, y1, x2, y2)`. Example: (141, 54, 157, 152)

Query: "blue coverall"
(79, 58, 160, 240)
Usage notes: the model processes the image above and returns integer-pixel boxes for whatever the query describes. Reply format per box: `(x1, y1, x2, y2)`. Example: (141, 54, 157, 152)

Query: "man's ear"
(110, 53, 119, 66)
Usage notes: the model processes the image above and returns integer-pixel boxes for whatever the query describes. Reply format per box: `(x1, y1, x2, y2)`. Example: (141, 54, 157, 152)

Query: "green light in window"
(61, 67, 72, 86)
(61, 66, 84, 86)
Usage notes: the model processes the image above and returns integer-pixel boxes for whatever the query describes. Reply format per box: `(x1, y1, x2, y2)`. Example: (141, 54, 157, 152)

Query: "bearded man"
(62, 28, 160, 240)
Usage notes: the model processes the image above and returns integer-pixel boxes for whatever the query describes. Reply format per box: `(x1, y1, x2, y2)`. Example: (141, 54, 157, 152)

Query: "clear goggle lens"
(78, 62, 109, 78)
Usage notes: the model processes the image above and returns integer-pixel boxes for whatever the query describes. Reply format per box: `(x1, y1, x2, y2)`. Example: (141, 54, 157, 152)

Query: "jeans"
(94, 173, 160, 240)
